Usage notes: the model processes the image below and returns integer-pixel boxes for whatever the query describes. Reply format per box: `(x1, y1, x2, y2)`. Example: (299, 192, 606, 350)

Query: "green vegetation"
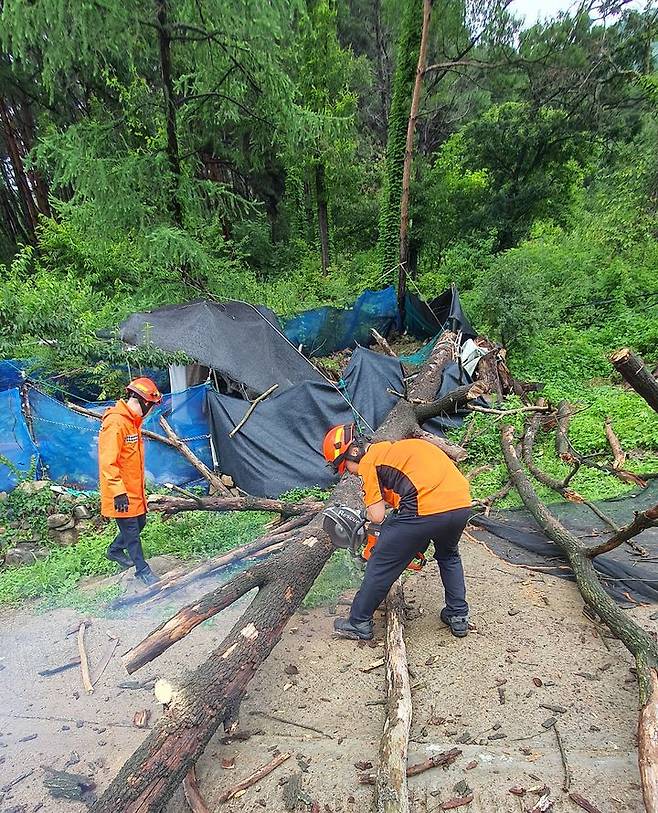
(0, 510, 269, 607)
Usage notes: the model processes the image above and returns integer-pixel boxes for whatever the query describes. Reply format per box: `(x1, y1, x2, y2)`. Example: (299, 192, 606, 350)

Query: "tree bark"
(315, 161, 330, 274)
(374, 579, 412, 813)
(605, 417, 626, 470)
(90, 332, 458, 813)
(610, 348, 658, 414)
(155, 0, 183, 226)
(398, 0, 432, 316)
(500, 424, 658, 813)
(0, 95, 38, 236)
(555, 400, 572, 458)
(413, 381, 486, 424)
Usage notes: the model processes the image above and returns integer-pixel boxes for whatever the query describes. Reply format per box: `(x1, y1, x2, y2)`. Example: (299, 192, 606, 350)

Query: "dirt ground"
(0, 534, 654, 813)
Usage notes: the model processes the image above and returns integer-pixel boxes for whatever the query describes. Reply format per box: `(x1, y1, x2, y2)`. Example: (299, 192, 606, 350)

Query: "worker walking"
(322, 424, 472, 640)
(98, 377, 162, 586)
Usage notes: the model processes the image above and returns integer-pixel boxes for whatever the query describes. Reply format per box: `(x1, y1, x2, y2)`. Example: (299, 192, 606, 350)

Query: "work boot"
(106, 548, 132, 570)
(333, 617, 374, 640)
(440, 608, 469, 638)
(135, 566, 159, 587)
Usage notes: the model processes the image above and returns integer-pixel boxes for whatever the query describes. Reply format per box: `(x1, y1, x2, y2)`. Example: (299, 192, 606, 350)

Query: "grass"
(0, 510, 270, 608)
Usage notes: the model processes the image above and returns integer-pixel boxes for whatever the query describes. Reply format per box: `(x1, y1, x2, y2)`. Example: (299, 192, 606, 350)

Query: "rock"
(51, 528, 79, 547)
(47, 513, 74, 531)
(43, 770, 95, 801)
(0, 491, 7, 502)
(4, 543, 48, 567)
(17, 480, 50, 496)
(72, 505, 91, 520)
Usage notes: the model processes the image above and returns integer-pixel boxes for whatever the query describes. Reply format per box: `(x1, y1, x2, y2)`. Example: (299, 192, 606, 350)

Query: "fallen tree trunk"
(374, 579, 411, 813)
(610, 348, 658, 414)
(555, 400, 572, 458)
(147, 494, 324, 517)
(91, 332, 459, 813)
(500, 424, 658, 813)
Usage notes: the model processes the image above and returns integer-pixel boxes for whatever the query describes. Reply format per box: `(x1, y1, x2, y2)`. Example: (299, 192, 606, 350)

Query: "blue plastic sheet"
(0, 389, 39, 490)
(282, 286, 398, 356)
(29, 384, 212, 491)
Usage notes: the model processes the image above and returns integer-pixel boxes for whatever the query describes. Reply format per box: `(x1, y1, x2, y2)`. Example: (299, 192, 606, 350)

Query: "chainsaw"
(322, 505, 426, 572)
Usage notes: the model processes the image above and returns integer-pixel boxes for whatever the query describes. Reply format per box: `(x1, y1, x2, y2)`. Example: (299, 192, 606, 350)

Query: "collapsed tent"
(207, 347, 479, 497)
(119, 300, 322, 398)
(470, 481, 658, 605)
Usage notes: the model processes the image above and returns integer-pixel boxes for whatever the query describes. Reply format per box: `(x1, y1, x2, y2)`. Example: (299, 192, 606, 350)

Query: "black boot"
(334, 617, 374, 640)
(135, 566, 159, 587)
(440, 608, 469, 638)
(106, 548, 132, 570)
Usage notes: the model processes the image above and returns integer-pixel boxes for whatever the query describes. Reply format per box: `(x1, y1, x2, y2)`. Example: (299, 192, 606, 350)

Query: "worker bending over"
(323, 424, 472, 639)
(98, 377, 162, 586)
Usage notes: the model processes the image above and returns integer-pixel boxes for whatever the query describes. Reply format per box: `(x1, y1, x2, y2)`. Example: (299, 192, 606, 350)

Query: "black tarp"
(405, 284, 476, 340)
(119, 300, 322, 398)
(208, 347, 478, 497)
(470, 481, 658, 605)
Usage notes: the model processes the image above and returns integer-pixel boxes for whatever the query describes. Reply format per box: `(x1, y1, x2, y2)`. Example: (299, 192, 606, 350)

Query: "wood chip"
(441, 794, 474, 809)
(539, 703, 567, 714)
(284, 664, 299, 676)
(361, 658, 385, 673)
(221, 757, 235, 770)
(509, 786, 526, 796)
(568, 792, 603, 813)
(132, 709, 151, 729)
(465, 760, 478, 770)
(532, 677, 543, 687)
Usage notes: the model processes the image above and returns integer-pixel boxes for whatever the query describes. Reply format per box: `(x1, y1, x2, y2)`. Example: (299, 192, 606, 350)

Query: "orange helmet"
(322, 423, 357, 476)
(126, 377, 162, 404)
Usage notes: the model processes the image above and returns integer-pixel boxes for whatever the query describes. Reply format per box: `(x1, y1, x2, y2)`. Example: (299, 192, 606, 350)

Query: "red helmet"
(126, 377, 162, 404)
(322, 423, 356, 476)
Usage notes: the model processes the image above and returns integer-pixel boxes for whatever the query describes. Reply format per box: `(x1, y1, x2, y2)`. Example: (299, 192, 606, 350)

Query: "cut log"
(111, 511, 317, 611)
(473, 339, 503, 402)
(413, 381, 486, 424)
(147, 494, 324, 517)
(90, 332, 459, 813)
(500, 424, 658, 812)
(610, 348, 658, 413)
(374, 579, 412, 813)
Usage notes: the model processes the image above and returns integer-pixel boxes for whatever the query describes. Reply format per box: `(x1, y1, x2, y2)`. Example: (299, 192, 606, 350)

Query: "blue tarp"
(281, 286, 398, 357)
(0, 389, 40, 490)
(29, 384, 212, 490)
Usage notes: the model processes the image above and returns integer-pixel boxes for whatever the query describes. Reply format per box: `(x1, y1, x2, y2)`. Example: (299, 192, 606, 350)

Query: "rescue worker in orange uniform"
(323, 424, 472, 640)
(98, 377, 162, 586)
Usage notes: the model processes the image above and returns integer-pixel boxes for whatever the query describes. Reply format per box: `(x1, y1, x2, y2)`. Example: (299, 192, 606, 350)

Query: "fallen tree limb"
(359, 748, 461, 784)
(229, 384, 279, 439)
(90, 333, 460, 813)
(411, 428, 468, 462)
(147, 493, 324, 517)
(374, 579, 412, 813)
(610, 348, 658, 413)
(555, 400, 572, 458)
(605, 417, 626, 470)
(500, 424, 658, 812)
(216, 751, 291, 803)
(113, 511, 317, 614)
(371, 328, 397, 357)
(587, 503, 658, 558)
(77, 621, 93, 695)
(413, 381, 486, 423)
(160, 417, 230, 495)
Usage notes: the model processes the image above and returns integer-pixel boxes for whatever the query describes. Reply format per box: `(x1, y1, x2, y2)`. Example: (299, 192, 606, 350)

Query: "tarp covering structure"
(0, 389, 39, 491)
(28, 384, 213, 490)
(470, 480, 658, 605)
(207, 347, 479, 497)
(405, 285, 476, 340)
(281, 286, 399, 357)
(120, 300, 322, 398)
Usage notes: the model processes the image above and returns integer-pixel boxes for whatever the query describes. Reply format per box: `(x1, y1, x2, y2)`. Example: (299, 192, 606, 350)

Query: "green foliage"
(0, 510, 269, 607)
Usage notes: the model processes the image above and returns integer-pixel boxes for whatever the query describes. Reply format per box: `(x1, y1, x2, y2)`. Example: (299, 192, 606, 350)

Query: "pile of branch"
(473, 337, 542, 404)
(91, 331, 465, 812)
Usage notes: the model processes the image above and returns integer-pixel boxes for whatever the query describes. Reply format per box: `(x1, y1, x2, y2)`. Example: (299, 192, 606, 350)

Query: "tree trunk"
(610, 348, 658, 414)
(155, 0, 183, 226)
(315, 161, 330, 274)
(147, 494, 324, 517)
(398, 0, 432, 317)
(500, 424, 658, 813)
(555, 400, 572, 458)
(373, 0, 390, 137)
(90, 332, 458, 813)
(374, 579, 412, 813)
(0, 95, 38, 236)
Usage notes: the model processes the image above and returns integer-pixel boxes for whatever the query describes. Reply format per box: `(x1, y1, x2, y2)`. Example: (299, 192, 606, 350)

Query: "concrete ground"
(0, 535, 653, 812)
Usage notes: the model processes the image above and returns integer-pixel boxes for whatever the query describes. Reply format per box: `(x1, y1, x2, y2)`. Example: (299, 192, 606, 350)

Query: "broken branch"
(229, 384, 279, 438)
(371, 328, 397, 357)
(183, 766, 210, 813)
(216, 752, 291, 803)
(604, 416, 626, 470)
(77, 621, 93, 695)
(610, 348, 658, 413)
(159, 416, 230, 495)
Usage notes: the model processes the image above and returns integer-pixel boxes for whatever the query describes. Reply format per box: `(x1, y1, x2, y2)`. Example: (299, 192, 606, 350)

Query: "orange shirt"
(98, 400, 147, 518)
(357, 439, 471, 517)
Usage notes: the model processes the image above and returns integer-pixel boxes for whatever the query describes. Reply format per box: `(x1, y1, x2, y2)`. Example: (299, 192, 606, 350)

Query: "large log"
(147, 494, 324, 517)
(610, 348, 658, 413)
(374, 579, 412, 813)
(500, 424, 658, 813)
(91, 332, 459, 813)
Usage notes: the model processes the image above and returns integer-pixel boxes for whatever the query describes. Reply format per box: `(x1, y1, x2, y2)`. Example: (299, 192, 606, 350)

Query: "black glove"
(114, 493, 129, 513)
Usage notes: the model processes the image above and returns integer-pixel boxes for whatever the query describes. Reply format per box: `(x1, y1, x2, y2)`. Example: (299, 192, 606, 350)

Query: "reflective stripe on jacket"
(98, 400, 147, 518)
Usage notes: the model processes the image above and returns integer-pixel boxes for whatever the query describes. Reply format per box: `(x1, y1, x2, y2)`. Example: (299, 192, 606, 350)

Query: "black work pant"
(349, 507, 471, 624)
(108, 514, 148, 574)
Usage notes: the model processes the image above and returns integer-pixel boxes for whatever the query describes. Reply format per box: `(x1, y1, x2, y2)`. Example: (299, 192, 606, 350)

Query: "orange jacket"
(98, 400, 147, 518)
